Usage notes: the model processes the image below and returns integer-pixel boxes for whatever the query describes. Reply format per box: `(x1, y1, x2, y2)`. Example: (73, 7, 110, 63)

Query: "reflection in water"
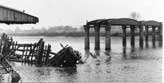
(122, 47, 127, 60)
(146, 41, 149, 48)
(94, 50, 100, 56)
(104, 50, 110, 56)
(105, 50, 111, 64)
(83, 50, 90, 62)
(131, 47, 135, 52)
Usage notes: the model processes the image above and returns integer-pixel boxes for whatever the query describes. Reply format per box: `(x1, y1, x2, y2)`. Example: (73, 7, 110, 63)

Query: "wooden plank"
(45, 45, 51, 65)
(21, 45, 25, 62)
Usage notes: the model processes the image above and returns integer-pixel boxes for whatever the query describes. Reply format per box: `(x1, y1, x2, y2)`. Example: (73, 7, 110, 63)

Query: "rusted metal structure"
(0, 5, 39, 24)
(84, 18, 162, 50)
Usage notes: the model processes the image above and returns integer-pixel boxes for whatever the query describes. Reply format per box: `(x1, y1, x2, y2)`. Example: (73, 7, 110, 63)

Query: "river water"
(9, 36, 162, 83)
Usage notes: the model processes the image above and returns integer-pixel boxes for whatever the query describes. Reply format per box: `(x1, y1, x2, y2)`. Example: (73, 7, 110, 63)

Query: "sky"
(0, 0, 164, 29)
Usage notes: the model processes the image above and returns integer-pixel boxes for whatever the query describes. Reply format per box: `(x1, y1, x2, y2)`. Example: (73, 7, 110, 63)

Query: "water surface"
(9, 36, 162, 83)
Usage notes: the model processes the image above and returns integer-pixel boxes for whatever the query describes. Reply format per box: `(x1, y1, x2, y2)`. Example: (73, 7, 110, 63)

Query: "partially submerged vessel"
(49, 46, 83, 67)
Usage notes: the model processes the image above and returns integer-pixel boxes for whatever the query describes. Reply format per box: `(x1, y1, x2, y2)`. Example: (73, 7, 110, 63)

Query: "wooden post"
(36, 39, 45, 66)
(22, 45, 25, 62)
(31, 43, 35, 64)
(145, 26, 149, 48)
(122, 25, 127, 49)
(105, 25, 111, 50)
(94, 25, 100, 50)
(152, 26, 156, 48)
(45, 45, 51, 65)
(84, 25, 90, 50)
(25, 46, 28, 63)
(130, 25, 135, 49)
(29, 44, 32, 64)
(139, 23, 144, 48)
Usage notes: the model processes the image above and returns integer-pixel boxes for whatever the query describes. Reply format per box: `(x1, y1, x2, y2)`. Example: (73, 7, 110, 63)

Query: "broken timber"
(0, 33, 83, 67)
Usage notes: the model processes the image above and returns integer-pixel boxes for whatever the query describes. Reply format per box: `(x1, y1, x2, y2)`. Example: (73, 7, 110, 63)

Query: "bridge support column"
(122, 25, 127, 49)
(94, 25, 100, 50)
(158, 23, 163, 47)
(139, 24, 144, 48)
(152, 26, 156, 48)
(145, 26, 149, 48)
(130, 26, 135, 50)
(84, 25, 90, 50)
(105, 25, 111, 51)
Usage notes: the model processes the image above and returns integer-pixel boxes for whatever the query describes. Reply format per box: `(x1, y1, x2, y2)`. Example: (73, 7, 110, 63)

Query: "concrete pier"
(130, 25, 135, 49)
(94, 25, 100, 50)
(145, 26, 149, 48)
(152, 26, 156, 48)
(84, 18, 162, 51)
(139, 24, 144, 48)
(105, 25, 111, 50)
(158, 23, 163, 47)
(84, 25, 90, 49)
(122, 25, 127, 49)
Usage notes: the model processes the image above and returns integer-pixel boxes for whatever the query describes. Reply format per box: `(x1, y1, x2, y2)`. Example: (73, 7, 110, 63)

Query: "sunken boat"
(49, 46, 83, 67)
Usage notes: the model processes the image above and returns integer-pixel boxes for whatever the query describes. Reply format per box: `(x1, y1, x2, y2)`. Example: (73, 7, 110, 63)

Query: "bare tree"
(130, 12, 140, 20)
(130, 12, 141, 32)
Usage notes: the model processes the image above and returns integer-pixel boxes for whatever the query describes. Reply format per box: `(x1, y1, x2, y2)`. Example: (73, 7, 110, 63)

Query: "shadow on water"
(104, 50, 111, 64)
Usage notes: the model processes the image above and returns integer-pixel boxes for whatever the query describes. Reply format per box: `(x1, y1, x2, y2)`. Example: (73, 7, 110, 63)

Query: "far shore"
(7, 32, 144, 37)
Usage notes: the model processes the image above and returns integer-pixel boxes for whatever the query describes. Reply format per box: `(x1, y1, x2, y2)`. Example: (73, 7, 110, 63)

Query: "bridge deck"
(0, 5, 39, 24)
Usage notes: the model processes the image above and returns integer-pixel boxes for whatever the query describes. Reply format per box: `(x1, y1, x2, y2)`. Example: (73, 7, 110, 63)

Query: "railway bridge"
(84, 18, 162, 51)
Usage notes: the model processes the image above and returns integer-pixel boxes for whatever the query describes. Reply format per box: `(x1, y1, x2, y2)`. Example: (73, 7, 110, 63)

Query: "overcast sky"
(0, 0, 164, 29)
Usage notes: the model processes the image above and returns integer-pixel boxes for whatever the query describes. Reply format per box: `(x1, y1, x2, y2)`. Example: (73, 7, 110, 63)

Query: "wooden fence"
(0, 33, 52, 66)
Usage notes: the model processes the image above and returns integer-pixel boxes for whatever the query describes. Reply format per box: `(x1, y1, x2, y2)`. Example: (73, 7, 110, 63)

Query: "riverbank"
(8, 32, 142, 37)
